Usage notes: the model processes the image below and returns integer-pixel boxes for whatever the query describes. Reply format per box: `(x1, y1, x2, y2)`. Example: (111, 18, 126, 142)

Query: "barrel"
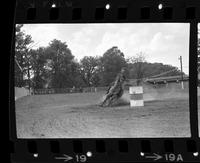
(129, 86, 144, 107)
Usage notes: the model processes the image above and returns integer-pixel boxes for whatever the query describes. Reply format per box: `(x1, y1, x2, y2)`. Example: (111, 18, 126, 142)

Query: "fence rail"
(24, 79, 189, 96)
(33, 87, 109, 95)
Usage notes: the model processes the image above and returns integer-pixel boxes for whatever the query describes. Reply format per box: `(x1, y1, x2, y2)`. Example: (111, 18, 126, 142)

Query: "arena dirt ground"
(15, 90, 199, 138)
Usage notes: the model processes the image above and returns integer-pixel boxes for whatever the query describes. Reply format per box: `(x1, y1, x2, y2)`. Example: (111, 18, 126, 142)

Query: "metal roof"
(145, 75, 189, 83)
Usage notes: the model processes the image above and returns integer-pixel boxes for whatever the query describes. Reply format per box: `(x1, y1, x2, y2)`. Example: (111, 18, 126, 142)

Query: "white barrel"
(129, 86, 144, 107)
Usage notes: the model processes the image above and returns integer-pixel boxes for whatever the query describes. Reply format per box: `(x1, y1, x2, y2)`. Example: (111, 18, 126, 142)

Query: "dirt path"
(15, 92, 192, 138)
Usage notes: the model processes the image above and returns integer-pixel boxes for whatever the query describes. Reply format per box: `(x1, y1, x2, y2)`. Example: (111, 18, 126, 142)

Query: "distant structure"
(145, 75, 189, 84)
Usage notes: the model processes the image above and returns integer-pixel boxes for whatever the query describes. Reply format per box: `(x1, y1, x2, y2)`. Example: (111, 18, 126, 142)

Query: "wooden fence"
(33, 87, 109, 95)
(32, 85, 141, 95)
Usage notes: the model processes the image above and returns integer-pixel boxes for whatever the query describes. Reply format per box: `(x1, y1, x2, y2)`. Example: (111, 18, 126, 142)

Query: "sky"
(20, 23, 190, 74)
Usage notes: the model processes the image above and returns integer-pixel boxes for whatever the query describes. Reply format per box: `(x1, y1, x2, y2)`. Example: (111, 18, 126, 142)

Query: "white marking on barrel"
(129, 86, 144, 107)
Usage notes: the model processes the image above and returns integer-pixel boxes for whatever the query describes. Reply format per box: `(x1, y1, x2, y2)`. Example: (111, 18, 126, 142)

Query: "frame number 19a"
(165, 154, 183, 162)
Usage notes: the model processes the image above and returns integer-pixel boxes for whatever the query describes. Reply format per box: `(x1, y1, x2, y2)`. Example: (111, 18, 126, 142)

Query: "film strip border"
(15, 0, 200, 23)
(10, 139, 200, 162)
(11, 0, 200, 162)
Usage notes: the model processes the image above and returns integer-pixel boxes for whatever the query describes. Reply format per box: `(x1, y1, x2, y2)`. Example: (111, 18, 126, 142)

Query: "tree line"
(15, 24, 183, 89)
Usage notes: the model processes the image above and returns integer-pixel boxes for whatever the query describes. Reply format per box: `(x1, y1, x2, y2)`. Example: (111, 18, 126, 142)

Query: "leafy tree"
(100, 46, 127, 86)
(127, 52, 184, 85)
(29, 48, 48, 89)
(127, 52, 146, 85)
(45, 39, 75, 88)
(145, 63, 183, 78)
(80, 56, 100, 87)
(129, 62, 183, 80)
(70, 61, 86, 87)
(15, 24, 33, 87)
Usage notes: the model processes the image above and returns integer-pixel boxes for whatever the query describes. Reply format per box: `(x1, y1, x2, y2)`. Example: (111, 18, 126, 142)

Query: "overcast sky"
(20, 23, 190, 74)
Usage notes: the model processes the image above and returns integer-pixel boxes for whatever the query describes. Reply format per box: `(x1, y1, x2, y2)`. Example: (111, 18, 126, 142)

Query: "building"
(145, 75, 189, 84)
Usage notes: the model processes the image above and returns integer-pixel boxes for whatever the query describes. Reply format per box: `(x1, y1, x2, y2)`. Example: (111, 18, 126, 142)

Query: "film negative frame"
(9, 0, 200, 162)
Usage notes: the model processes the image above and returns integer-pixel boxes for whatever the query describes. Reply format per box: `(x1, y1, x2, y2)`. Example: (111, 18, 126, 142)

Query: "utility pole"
(178, 56, 184, 89)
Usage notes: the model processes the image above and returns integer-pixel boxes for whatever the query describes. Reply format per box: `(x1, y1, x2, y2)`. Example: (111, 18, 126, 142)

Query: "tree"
(80, 56, 100, 87)
(45, 39, 75, 88)
(127, 52, 147, 85)
(70, 61, 86, 87)
(100, 46, 127, 86)
(29, 48, 48, 89)
(133, 62, 182, 78)
(15, 24, 33, 87)
(127, 52, 184, 85)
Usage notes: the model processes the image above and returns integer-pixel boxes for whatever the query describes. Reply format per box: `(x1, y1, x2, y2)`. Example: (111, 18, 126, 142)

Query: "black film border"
(9, 0, 200, 162)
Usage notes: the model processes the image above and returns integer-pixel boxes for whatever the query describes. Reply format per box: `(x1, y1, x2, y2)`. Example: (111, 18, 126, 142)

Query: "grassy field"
(15, 89, 196, 138)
